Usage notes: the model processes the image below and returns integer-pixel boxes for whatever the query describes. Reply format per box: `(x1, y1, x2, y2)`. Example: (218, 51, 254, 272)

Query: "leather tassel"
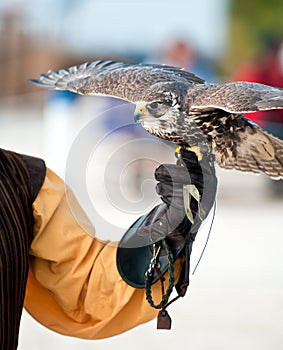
(157, 309, 172, 329)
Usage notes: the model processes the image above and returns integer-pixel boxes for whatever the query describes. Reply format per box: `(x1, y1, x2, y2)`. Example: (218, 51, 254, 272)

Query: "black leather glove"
(137, 149, 211, 249)
(116, 149, 217, 288)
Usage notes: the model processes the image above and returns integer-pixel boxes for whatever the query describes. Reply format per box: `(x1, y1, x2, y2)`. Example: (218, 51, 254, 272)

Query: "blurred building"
(0, 0, 229, 98)
(0, 9, 63, 98)
(0, 3, 91, 99)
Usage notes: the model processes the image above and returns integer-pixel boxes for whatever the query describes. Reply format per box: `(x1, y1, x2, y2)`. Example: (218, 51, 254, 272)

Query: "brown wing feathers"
(29, 60, 204, 102)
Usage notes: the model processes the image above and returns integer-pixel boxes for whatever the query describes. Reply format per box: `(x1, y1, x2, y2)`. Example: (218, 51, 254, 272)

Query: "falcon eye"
(147, 102, 159, 110)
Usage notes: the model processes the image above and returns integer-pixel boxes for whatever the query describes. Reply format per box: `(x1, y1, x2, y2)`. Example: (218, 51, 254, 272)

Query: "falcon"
(30, 60, 283, 178)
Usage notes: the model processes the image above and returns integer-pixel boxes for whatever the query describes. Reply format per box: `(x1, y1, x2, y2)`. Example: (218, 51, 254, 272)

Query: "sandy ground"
(0, 99, 282, 350)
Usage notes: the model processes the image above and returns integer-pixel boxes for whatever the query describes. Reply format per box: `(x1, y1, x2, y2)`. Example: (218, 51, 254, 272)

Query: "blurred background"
(0, 0, 282, 349)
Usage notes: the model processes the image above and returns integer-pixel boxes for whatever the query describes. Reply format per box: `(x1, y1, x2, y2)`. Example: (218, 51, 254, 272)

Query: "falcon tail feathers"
(215, 128, 283, 179)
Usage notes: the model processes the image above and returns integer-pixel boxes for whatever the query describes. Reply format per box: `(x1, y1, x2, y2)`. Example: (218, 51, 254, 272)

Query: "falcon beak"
(134, 106, 146, 122)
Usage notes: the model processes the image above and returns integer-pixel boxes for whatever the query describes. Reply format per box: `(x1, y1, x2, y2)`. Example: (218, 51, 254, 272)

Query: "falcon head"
(133, 82, 187, 134)
(133, 100, 180, 135)
(134, 101, 172, 121)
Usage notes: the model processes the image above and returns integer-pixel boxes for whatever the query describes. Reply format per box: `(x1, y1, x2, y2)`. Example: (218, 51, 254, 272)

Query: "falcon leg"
(175, 146, 203, 161)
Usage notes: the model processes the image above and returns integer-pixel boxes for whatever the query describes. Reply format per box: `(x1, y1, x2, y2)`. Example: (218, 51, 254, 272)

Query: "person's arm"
(25, 167, 181, 339)
(25, 150, 217, 338)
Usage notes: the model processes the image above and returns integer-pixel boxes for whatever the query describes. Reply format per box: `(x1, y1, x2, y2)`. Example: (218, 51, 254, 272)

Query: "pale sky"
(0, 0, 229, 58)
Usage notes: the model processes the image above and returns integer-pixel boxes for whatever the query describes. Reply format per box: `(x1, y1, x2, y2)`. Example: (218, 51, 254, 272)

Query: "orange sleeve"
(24, 168, 181, 339)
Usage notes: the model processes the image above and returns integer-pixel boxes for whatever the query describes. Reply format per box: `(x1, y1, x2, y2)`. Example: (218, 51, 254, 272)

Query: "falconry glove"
(116, 149, 217, 290)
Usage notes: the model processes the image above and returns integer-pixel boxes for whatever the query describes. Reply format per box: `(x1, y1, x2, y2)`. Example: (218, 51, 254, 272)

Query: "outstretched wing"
(190, 82, 283, 113)
(29, 60, 205, 103)
(211, 115, 283, 178)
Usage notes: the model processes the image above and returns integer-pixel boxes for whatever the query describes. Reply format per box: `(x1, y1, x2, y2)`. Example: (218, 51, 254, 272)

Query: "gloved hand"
(137, 148, 214, 250)
(116, 148, 217, 288)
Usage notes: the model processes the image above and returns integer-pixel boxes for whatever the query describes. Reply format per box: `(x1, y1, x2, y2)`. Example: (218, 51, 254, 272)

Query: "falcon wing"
(29, 60, 205, 103)
(190, 82, 283, 113)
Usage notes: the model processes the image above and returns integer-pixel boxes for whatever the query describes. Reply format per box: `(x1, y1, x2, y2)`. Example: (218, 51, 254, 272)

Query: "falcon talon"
(186, 146, 203, 161)
(175, 147, 182, 158)
(175, 146, 203, 161)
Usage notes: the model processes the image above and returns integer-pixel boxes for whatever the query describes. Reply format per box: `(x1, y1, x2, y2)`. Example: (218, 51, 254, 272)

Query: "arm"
(25, 150, 217, 338)
(25, 168, 183, 339)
